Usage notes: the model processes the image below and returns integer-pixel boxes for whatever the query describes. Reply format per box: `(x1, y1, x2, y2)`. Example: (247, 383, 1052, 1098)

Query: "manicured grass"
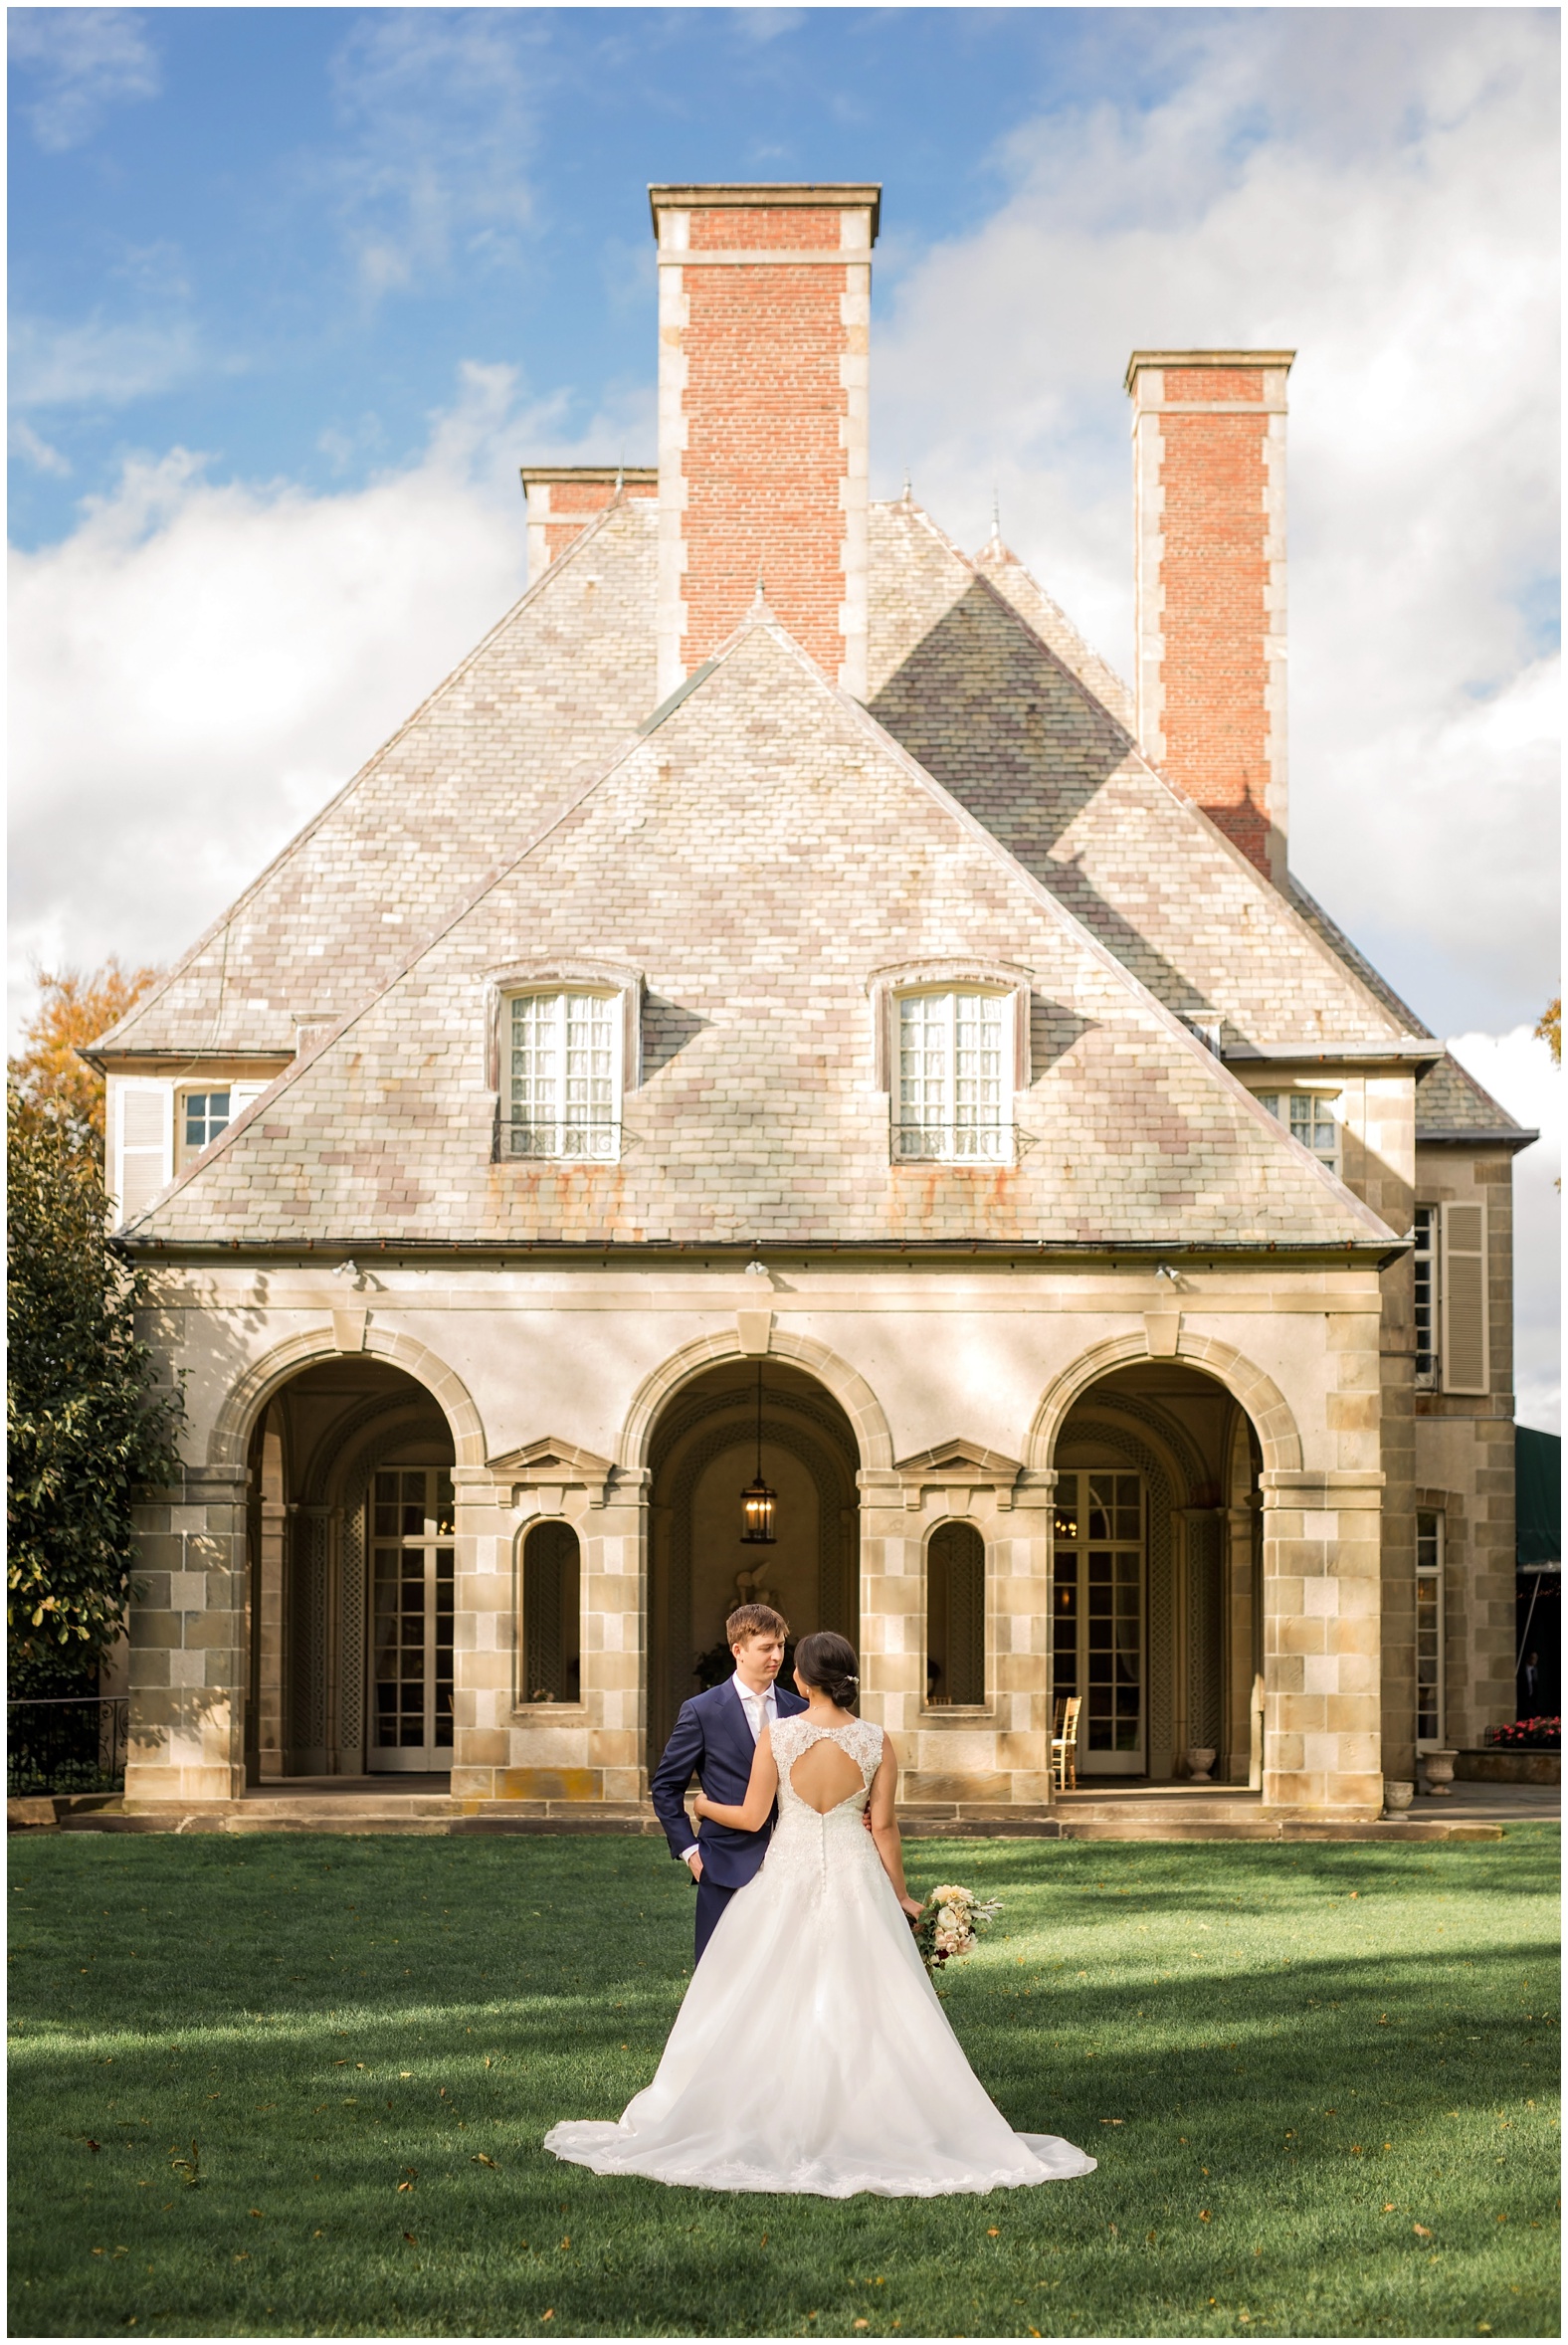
(7, 1827, 1559, 2338)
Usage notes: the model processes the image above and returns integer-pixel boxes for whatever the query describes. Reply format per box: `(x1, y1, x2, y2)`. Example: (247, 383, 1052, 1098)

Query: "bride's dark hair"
(793, 1630, 860, 1709)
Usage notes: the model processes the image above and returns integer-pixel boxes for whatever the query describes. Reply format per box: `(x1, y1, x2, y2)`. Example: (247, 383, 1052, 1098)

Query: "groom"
(651, 1602, 808, 1962)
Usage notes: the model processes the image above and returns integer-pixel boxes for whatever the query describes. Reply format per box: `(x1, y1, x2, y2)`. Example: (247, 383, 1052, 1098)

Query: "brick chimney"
(520, 466, 658, 585)
(1125, 350, 1294, 883)
(649, 182, 880, 702)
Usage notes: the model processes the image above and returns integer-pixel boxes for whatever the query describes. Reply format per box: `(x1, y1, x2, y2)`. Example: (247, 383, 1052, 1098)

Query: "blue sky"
(8, 6, 1562, 1420)
(9, 4, 1218, 547)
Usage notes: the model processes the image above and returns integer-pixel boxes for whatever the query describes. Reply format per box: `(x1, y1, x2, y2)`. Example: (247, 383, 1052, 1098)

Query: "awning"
(1516, 1425, 1561, 1568)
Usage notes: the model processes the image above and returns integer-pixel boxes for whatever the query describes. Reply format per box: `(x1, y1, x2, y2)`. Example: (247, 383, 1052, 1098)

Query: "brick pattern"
(522, 471, 658, 584)
(679, 255, 850, 677)
(1128, 358, 1288, 883)
(1157, 410, 1272, 869)
(132, 620, 1394, 1254)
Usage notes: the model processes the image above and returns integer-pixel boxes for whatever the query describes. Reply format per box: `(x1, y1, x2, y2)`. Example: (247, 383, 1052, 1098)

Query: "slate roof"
(98, 478, 1521, 1222)
(125, 615, 1396, 1253)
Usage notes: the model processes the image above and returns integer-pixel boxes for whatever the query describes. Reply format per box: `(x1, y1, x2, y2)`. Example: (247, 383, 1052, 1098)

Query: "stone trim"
(1028, 1330, 1303, 1475)
(483, 960, 645, 1092)
(621, 1327, 894, 1470)
(206, 1325, 488, 1470)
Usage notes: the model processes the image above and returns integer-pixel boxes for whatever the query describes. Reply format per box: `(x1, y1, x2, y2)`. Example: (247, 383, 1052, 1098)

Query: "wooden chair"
(1051, 1694, 1081, 1792)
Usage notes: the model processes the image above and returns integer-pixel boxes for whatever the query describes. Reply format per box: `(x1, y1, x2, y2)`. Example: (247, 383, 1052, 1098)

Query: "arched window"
(521, 1521, 581, 1704)
(926, 1521, 986, 1707)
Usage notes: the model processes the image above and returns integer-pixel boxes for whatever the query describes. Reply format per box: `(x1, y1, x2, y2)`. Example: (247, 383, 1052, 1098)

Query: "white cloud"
(7, 362, 633, 1036)
(1447, 1026, 1562, 1434)
(873, 8, 1559, 1034)
(320, 13, 539, 301)
(9, 418, 71, 477)
(8, 8, 160, 151)
(10, 310, 206, 411)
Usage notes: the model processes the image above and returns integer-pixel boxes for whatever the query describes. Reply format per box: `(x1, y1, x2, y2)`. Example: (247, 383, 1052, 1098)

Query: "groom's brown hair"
(726, 1602, 789, 1646)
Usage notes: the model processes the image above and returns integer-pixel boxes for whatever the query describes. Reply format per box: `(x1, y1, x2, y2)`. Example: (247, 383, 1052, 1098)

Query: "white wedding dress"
(544, 1716, 1096, 2198)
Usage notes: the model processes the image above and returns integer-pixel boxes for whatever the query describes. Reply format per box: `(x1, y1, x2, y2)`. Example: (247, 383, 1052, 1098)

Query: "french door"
(1053, 1471, 1146, 1775)
(368, 1467, 455, 1771)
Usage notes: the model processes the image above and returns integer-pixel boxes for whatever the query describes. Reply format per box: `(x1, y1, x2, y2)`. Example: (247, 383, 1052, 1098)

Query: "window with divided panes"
(1256, 1090, 1340, 1174)
(925, 1521, 986, 1706)
(1415, 1508, 1445, 1751)
(896, 990, 1010, 1162)
(508, 991, 619, 1160)
(1414, 1206, 1439, 1387)
(369, 1468, 455, 1767)
(180, 1089, 231, 1156)
(1053, 1472, 1145, 1769)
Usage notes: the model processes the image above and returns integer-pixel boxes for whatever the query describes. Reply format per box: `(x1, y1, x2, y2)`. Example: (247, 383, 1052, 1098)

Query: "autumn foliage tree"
(7, 959, 182, 1696)
(7, 958, 160, 1159)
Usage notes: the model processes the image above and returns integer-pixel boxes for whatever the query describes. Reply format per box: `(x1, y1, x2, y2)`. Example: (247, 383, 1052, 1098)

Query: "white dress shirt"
(682, 1672, 778, 1864)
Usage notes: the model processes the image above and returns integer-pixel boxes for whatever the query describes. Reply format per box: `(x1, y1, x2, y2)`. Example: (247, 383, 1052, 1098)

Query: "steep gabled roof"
(866, 498, 1423, 1057)
(94, 494, 660, 1060)
(127, 614, 1396, 1254)
(971, 530, 1137, 731)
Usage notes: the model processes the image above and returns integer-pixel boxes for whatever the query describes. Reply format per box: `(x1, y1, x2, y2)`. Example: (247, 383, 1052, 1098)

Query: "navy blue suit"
(650, 1676, 809, 1961)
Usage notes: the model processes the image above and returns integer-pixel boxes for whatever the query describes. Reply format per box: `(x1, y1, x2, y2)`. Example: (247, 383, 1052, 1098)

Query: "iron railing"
(502, 1117, 621, 1162)
(893, 1120, 1016, 1164)
(7, 1695, 128, 1797)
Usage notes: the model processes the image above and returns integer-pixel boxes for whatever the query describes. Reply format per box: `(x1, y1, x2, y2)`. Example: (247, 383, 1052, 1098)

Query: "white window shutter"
(1440, 1201, 1489, 1395)
(112, 1080, 173, 1224)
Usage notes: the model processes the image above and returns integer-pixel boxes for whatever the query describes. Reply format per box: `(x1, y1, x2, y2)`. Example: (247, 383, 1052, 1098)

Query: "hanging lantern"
(740, 1361, 777, 1544)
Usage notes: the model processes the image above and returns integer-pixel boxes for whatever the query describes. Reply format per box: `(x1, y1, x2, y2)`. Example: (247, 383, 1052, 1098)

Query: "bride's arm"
(691, 1726, 779, 1833)
(868, 1738, 922, 1918)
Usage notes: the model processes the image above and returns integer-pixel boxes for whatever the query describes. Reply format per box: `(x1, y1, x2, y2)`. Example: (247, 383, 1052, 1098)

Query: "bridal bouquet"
(910, 1883, 1001, 1974)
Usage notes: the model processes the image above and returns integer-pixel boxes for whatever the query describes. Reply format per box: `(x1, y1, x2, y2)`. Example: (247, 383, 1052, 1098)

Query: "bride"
(544, 1631, 1095, 2198)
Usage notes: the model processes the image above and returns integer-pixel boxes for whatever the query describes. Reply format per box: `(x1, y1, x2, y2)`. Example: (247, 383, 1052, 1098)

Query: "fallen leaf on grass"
(1199, 2210, 1212, 2222)
(1099, 2118, 1124, 2126)
(249, 2209, 263, 2219)
(87, 2140, 100, 2152)
(541, 2313, 554, 2324)
(1413, 2224, 1433, 2240)
(403, 2233, 417, 2246)
(397, 2182, 414, 2193)
(473, 2154, 498, 2169)
(1383, 2204, 1397, 2214)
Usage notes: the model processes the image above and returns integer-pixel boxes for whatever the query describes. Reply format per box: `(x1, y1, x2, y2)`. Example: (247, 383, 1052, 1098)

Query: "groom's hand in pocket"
(685, 1850, 703, 1883)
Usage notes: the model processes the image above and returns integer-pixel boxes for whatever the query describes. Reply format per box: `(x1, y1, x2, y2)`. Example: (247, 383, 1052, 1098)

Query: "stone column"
(450, 1465, 513, 1803)
(1223, 1499, 1261, 1782)
(124, 1464, 249, 1805)
(1260, 1468, 1385, 1817)
(588, 1466, 651, 1809)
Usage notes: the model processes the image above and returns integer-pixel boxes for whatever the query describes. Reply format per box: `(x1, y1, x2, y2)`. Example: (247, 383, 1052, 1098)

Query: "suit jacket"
(650, 1677, 810, 1889)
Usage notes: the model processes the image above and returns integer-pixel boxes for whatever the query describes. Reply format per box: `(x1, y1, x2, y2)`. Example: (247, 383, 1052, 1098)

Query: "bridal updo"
(794, 1631, 861, 1709)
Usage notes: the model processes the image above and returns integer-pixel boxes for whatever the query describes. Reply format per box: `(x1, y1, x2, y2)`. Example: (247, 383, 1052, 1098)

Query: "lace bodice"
(771, 1714, 884, 1819)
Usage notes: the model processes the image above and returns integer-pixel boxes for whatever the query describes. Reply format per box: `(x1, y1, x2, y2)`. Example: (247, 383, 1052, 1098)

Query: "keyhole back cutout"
(789, 1737, 866, 1816)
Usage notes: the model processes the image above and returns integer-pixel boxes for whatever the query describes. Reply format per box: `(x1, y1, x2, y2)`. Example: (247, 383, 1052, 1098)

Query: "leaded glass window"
(1256, 1089, 1340, 1173)
(1414, 1206, 1440, 1387)
(508, 992, 620, 1160)
(895, 990, 1011, 1162)
(1053, 1471, 1145, 1766)
(1416, 1508, 1445, 1750)
(926, 1521, 986, 1706)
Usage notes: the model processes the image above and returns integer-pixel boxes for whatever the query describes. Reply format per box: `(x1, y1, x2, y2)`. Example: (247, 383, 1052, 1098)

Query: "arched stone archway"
(1026, 1330, 1302, 1478)
(1047, 1346, 1272, 1786)
(621, 1328, 894, 1473)
(209, 1324, 487, 1473)
(644, 1358, 861, 1767)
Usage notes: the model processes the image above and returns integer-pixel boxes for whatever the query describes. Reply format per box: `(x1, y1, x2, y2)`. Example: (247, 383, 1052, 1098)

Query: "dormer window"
(507, 990, 621, 1160)
(181, 1088, 231, 1156)
(896, 988, 1013, 1163)
(1256, 1088, 1340, 1175)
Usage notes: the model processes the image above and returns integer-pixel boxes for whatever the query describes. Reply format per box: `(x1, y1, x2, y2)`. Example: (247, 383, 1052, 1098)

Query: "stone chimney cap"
(519, 466, 658, 488)
(649, 182, 881, 241)
(1124, 348, 1295, 393)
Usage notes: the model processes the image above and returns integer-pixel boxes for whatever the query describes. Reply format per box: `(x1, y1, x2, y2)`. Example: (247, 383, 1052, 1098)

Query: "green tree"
(7, 1086, 185, 1695)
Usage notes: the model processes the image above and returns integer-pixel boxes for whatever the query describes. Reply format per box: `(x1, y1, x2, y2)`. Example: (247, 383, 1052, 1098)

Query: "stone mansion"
(93, 182, 1530, 1823)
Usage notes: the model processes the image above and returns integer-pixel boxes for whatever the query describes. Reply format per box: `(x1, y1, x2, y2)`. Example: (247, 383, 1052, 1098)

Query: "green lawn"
(7, 1828, 1559, 2339)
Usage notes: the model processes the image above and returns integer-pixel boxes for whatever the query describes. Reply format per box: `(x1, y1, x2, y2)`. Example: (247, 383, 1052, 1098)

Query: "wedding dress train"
(544, 1716, 1096, 2198)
